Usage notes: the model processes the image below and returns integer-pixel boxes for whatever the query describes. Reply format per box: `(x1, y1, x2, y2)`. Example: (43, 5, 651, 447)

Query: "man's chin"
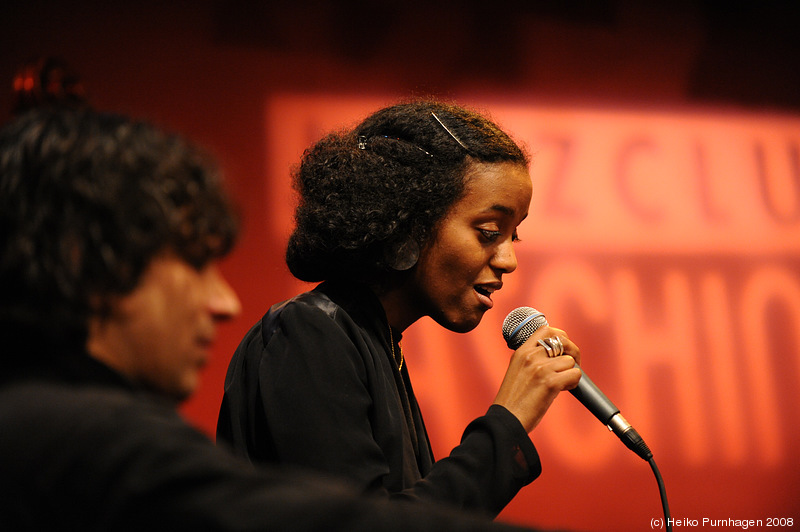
(146, 377, 197, 404)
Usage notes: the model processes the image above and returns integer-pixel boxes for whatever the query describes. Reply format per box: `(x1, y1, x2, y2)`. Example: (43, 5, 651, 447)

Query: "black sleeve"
(399, 404, 541, 517)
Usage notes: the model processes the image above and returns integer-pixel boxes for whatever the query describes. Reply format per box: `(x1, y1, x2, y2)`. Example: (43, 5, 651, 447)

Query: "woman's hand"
(492, 325, 581, 434)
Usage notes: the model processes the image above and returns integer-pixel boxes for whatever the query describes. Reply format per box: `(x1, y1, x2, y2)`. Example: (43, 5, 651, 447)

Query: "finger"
(548, 356, 582, 389)
(559, 366, 583, 390)
(550, 354, 577, 371)
(560, 337, 580, 366)
(547, 328, 580, 366)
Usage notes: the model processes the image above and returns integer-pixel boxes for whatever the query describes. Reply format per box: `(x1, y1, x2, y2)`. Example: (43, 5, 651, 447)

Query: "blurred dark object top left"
(12, 56, 89, 116)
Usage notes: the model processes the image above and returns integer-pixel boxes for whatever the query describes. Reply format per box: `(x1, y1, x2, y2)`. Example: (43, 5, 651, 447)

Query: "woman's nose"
(491, 238, 518, 274)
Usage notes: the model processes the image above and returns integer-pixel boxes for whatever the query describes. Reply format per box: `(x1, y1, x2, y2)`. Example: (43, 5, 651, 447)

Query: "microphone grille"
(502, 307, 548, 349)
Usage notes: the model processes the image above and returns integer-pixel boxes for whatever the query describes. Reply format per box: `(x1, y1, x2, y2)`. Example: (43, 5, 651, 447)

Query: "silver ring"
(539, 337, 564, 357)
(551, 336, 564, 357)
(537, 339, 552, 355)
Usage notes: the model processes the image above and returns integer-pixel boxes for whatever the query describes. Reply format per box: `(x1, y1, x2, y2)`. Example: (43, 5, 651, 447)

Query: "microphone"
(502, 307, 653, 461)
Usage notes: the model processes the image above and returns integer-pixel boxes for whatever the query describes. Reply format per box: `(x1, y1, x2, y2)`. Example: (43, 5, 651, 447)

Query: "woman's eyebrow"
(480, 204, 529, 224)
(485, 204, 515, 216)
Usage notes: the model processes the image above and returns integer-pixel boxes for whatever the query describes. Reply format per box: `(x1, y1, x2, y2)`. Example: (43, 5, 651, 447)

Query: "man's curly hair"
(0, 108, 238, 351)
(286, 100, 530, 282)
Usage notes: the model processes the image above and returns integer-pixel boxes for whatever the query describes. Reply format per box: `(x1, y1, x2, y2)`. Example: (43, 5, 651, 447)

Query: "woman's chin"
(435, 313, 484, 334)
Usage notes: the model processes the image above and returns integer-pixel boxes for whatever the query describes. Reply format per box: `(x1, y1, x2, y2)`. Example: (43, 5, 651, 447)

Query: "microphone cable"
(649, 457, 672, 532)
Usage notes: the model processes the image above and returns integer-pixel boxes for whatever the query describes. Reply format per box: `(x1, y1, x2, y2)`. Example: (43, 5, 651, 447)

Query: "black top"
(0, 344, 538, 531)
(217, 281, 541, 517)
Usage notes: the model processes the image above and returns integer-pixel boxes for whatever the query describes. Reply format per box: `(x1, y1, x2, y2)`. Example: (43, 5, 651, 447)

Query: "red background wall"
(3, 2, 799, 530)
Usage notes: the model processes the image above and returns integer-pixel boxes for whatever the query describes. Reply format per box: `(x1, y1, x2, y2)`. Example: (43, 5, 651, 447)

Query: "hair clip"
(384, 135, 433, 158)
(431, 112, 469, 151)
(360, 134, 433, 158)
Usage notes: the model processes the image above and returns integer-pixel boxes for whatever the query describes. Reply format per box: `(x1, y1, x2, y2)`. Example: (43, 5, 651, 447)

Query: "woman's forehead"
(459, 161, 532, 207)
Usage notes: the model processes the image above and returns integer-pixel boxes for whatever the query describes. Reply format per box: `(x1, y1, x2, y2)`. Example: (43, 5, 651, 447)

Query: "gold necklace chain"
(388, 325, 404, 371)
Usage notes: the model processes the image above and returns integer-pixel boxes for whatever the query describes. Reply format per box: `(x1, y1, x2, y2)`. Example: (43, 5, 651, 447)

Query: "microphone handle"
(571, 366, 652, 461)
(570, 366, 619, 423)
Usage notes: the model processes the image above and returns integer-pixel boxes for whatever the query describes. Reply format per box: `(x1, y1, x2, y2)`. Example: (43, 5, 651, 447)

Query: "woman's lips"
(474, 283, 500, 309)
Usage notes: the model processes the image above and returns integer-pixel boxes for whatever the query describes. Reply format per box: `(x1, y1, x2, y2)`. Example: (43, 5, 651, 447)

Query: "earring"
(386, 238, 419, 271)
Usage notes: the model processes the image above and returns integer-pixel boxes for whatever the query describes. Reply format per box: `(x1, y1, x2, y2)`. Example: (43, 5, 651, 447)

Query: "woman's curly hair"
(286, 100, 530, 282)
(0, 108, 238, 350)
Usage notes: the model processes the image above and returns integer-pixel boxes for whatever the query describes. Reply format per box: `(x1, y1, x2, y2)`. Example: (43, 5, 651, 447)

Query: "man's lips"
(196, 335, 215, 363)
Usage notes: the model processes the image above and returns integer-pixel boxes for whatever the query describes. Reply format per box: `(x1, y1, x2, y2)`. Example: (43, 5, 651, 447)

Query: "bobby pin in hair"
(358, 135, 433, 158)
(431, 112, 469, 151)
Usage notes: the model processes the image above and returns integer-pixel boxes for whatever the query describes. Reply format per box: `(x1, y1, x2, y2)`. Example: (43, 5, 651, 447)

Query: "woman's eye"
(478, 228, 522, 244)
(479, 229, 502, 242)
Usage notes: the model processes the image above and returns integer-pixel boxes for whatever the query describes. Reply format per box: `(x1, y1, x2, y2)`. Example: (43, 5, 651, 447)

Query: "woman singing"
(217, 100, 581, 518)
